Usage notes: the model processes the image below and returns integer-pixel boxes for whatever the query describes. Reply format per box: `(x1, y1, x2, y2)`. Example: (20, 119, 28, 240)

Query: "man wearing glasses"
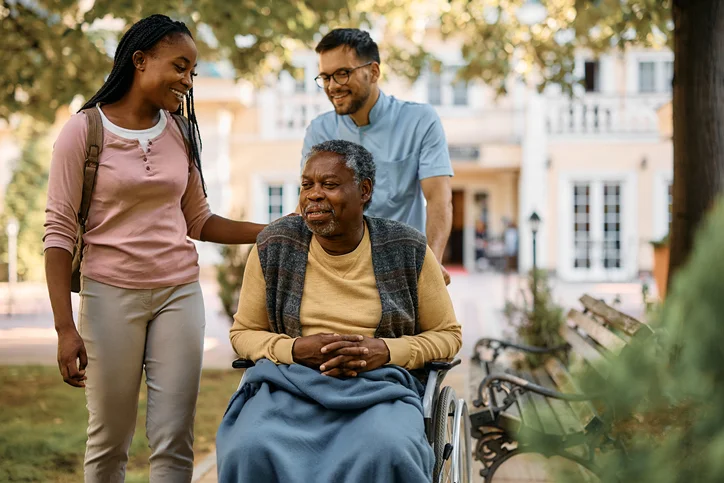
(302, 28, 454, 284)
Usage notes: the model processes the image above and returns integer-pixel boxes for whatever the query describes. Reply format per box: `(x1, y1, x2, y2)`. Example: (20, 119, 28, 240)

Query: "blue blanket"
(216, 359, 434, 482)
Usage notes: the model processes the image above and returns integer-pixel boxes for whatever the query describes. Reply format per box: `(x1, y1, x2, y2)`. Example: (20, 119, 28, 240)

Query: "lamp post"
(6, 217, 18, 315)
(528, 212, 541, 310)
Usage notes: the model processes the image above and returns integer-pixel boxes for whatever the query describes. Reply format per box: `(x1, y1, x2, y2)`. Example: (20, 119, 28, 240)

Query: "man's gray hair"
(304, 140, 376, 209)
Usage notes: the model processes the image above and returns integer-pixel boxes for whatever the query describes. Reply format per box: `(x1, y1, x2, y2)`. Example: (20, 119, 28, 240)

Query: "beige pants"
(79, 277, 205, 483)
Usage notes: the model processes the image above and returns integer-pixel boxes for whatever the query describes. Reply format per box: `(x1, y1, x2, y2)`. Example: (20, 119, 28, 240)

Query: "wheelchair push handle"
(232, 359, 255, 369)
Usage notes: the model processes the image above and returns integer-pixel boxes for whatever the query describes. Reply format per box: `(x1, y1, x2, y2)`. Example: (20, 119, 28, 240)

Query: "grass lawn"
(0, 365, 241, 482)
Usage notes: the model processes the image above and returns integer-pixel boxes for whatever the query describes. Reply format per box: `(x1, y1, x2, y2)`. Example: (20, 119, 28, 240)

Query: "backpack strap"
(79, 105, 103, 227)
(171, 113, 193, 172)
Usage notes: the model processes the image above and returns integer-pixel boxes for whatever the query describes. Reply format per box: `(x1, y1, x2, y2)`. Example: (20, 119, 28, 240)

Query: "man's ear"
(360, 179, 372, 204)
(370, 62, 380, 84)
(132, 50, 147, 71)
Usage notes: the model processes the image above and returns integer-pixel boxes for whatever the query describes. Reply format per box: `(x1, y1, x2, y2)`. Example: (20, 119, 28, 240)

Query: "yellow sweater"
(229, 223, 462, 370)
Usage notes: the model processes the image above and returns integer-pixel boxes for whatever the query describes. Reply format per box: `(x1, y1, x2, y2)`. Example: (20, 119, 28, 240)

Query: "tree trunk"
(668, 0, 724, 289)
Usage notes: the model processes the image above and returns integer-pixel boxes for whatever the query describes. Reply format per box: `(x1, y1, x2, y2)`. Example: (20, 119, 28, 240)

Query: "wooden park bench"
(468, 294, 654, 482)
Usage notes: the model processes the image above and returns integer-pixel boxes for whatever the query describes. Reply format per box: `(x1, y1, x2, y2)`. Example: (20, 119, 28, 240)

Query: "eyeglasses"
(314, 62, 373, 88)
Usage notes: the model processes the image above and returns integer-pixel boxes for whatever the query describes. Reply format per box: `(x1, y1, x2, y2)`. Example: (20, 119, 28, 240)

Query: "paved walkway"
(0, 273, 648, 482)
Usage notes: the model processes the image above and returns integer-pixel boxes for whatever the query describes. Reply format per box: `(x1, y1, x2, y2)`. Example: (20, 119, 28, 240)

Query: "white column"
(258, 89, 277, 140)
(511, 78, 526, 142)
(216, 110, 233, 218)
(599, 54, 616, 95)
(625, 52, 638, 95)
(518, 89, 549, 274)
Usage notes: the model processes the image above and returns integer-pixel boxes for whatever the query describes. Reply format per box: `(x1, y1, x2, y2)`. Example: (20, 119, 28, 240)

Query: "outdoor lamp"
(529, 211, 541, 234)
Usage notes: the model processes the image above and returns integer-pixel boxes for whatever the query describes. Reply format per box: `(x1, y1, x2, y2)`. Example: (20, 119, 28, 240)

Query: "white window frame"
(626, 50, 675, 94)
(266, 185, 285, 222)
(638, 61, 657, 93)
(427, 70, 442, 106)
(653, 170, 674, 241)
(557, 170, 638, 282)
(449, 66, 469, 106)
(294, 66, 306, 93)
(662, 60, 674, 92)
(251, 172, 301, 224)
(426, 65, 470, 107)
(452, 77, 469, 106)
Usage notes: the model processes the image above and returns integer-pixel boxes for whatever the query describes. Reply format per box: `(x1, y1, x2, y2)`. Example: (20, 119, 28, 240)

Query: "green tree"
(1, 1, 111, 123)
(216, 208, 253, 322)
(216, 242, 251, 323)
(0, 121, 51, 282)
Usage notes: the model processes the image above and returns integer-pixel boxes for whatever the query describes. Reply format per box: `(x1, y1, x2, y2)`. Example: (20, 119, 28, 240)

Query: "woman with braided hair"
(43, 14, 264, 482)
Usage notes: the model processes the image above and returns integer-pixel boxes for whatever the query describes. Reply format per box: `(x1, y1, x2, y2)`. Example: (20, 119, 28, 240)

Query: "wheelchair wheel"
(455, 399, 473, 483)
(432, 386, 457, 483)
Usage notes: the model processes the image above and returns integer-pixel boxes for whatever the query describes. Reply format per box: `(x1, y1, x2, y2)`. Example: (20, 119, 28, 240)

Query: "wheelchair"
(231, 357, 473, 483)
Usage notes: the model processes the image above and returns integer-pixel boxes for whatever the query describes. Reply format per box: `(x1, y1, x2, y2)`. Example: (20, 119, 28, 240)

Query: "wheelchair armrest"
(425, 358, 461, 372)
(422, 358, 461, 420)
(232, 359, 255, 369)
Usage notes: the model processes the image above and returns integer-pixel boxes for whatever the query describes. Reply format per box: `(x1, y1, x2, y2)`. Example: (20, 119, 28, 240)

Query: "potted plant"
(650, 234, 669, 300)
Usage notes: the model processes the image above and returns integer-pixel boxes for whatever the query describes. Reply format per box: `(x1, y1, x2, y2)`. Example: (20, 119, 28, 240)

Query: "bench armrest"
(472, 338, 569, 363)
(473, 372, 592, 409)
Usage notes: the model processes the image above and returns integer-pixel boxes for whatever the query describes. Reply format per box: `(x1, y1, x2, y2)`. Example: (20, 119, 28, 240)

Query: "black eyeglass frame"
(314, 62, 374, 88)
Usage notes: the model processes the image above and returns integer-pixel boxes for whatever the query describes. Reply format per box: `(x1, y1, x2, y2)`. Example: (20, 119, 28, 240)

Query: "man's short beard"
(305, 219, 339, 237)
(333, 84, 371, 116)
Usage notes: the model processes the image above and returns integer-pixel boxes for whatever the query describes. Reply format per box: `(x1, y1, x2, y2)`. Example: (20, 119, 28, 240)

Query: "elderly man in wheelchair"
(216, 140, 471, 483)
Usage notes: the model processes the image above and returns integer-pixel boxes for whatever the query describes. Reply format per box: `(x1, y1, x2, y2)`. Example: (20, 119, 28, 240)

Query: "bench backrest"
(548, 295, 654, 428)
(561, 295, 653, 375)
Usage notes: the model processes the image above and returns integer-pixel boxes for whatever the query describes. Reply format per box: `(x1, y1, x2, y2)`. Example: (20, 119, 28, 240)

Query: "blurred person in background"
(503, 219, 519, 301)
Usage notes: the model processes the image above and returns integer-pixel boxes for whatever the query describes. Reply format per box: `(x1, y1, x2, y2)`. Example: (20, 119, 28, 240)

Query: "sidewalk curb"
(191, 450, 216, 482)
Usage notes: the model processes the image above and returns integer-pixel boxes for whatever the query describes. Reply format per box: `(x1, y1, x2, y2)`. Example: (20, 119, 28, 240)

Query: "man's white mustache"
(304, 205, 334, 214)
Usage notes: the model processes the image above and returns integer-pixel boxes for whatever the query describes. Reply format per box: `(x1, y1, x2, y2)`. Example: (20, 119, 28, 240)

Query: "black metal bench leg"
(480, 448, 521, 483)
(474, 427, 520, 483)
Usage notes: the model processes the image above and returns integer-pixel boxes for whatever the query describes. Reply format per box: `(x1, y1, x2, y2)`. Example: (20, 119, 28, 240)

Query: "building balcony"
(545, 93, 671, 139)
(257, 89, 525, 145)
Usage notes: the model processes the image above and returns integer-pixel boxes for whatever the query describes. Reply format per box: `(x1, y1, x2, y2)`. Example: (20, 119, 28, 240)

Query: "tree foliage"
(0, 120, 50, 282)
(1, 1, 110, 123)
(1, 0, 675, 123)
(442, 0, 672, 94)
(1, 0, 434, 123)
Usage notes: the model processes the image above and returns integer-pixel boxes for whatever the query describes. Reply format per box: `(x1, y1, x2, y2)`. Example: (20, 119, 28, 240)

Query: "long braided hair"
(80, 14, 206, 195)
